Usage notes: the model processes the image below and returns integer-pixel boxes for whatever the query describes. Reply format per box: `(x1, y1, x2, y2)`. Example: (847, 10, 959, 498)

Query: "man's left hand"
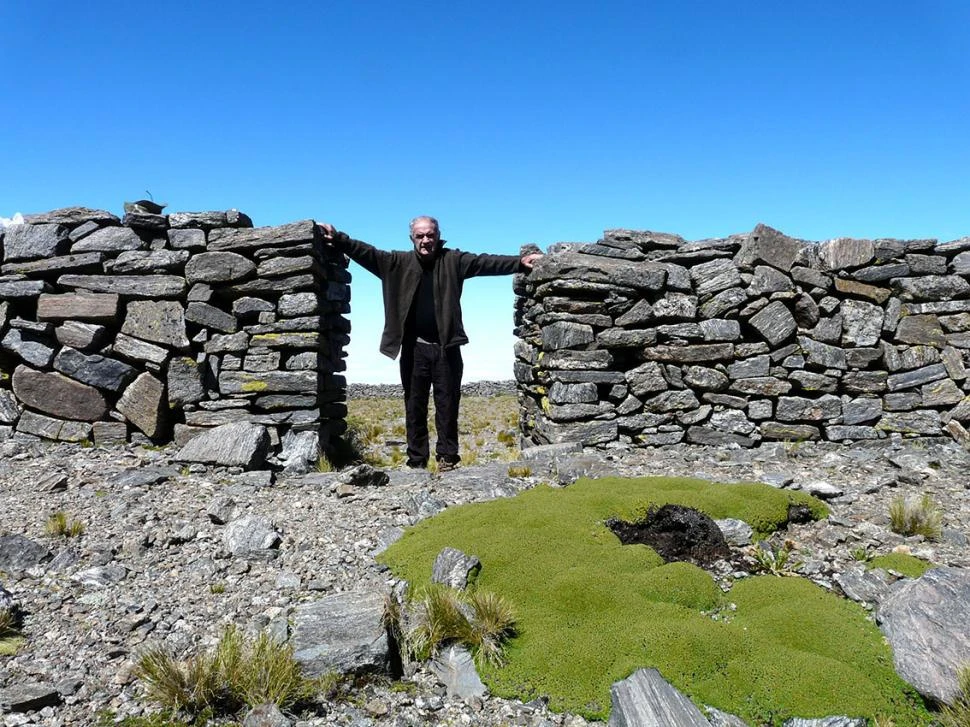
(520, 253, 543, 269)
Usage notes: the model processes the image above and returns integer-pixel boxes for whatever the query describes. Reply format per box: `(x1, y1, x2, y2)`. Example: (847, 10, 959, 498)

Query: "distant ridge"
(346, 379, 516, 399)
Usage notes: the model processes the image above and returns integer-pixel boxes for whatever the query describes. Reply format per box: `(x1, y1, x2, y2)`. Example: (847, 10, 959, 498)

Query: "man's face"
(410, 219, 440, 260)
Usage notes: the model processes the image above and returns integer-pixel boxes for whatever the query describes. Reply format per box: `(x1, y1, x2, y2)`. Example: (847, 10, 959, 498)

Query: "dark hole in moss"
(787, 503, 814, 525)
(607, 504, 730, 567)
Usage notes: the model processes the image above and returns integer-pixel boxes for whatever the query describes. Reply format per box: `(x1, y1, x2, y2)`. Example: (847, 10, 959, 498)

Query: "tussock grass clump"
(0, 606, 22, 655)
(405, 584, 517, 668)
(379, 476, 928, 724)
(888, 494, 943, 540)
(45, 511, 85, 537)
(940, 664, 970, 727)
(135, 625, 331, 720)
(506, 464, 532, 479)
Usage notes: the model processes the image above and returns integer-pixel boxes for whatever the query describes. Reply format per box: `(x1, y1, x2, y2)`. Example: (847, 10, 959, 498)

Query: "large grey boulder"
(11, 365, 107, 421)
(877, 567, 970, 703)
(291, 589, 391, 677)
(177, 422, 270, 469)
(3, 224, 70, 261)
(608, 668, 711, 726)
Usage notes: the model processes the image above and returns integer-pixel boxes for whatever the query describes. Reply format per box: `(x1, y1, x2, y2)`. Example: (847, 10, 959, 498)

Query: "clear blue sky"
(2, 2, 968, 383)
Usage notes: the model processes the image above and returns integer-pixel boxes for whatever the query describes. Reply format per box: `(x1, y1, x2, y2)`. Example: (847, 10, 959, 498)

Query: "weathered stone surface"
(922, 378, 964, 407)
(853, 262, 910, 282)
(16, 410, 92, 442)
(292, 590, 390, 676)
(54, 321, 108, 350)
(833, 278, 891, 304)
(691, 259, 742, 297)
(841, 371, 887, 394)
(878, 567, 970, 704)
(177, 422, 270, 468)
(734, 224, 804, 272)
(541, 321, 594, 351)
(530, 253, 667, 291)
(1, 328, 55, 367)
(223, 514, 281, 556)
(683, 366, 728, 391)
(204, 331, 250, 354)
(0, 534, 50, 571)
(12, 365, 107, 421)
(759, 422, 821, 440)
(117, 373, 167, 438)
(113, 333, 170, 365)
(122, 301, 190, 349)
(3, 223, 70, 261)
(219, 371, 316, 395)
(699, 319, 740, 342)
(748, 301, 797, 346)
(799, 337, 846, 369)
(0, 278, 49, 297)
(730, 377, 792, 396)
(894, 314, 946, 347)
(0, 389, 21, 424)
(431, 547, 481, 590)
(698, 287, 747, 318)
(892, 275, 970, 302)
(169, 211, 228, 229)
(37, 292, 119, 322)
(608, 668, 712, 727)
(54, 347, 137, 392)
(23, 206, 119, 227)
(748, 265, 794, 295)
(1, 251, 105, 276)
(257, 255, 315, 278)
(818, 238, 874, 270)
(58, 274, 187, 298)
(843, 397, 882, 425)
(103, 249, 189, 274)
(167, 357, 205, 407)
(185, 302, 237, 333)
(686, 427, 755, 448)
(168, 228, 206, 250)
(775, 395, 841, 422)
(642, 390, 699, 413)
(825, 425, 880, 440)
(71, 226, 145, 253)
(643, 344, 734, 363)
(207, 220, 318, 252)
(887, 363, 947, 392)
(0, 683, 62, 712)
(430, 645, 487, 700)
(185, 251, 257, 283)
(876, 410, 941, 435)
(596, 328, 657, 348)
(841, 300, 884, 346)
(652, 292, 698, 320)
(549, 381, 597, 404)
(536, 417, 617, 445)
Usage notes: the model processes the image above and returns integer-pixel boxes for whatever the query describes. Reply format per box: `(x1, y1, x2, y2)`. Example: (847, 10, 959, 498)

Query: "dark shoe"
(436, 458, 459, 472)
(406, 459, 427, 469)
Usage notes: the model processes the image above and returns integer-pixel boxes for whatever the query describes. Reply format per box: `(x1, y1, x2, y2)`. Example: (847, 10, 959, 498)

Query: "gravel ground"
(1, 412, 969, 726)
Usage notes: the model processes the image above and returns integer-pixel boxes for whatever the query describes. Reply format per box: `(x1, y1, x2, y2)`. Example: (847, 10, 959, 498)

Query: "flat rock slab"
(176, 422, 270, 469)
(223, 514, 281, 556)
(0, 535, 50, 571)
(431, 547, 481, 590)
(430, 644, 486, 700)
(877, 566, 970, 703)
(0, 683, 61, 712)
(291, 589, 390, 677)
(608, 668, 711, 726)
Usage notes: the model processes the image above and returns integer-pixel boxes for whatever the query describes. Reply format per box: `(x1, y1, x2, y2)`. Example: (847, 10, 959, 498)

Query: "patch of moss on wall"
(868, 553, 933, 579)
(378, 477, 929, 725)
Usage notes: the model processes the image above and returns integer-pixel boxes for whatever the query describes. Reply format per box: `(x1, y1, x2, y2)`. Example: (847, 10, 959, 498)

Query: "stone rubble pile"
(514, 224, 970, 449)
(0, 206, 349, 462)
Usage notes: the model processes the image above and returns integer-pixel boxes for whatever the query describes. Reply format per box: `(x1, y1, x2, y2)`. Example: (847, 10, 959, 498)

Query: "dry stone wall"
(0, 206, 348, 466)
(514, 224, 970, 449)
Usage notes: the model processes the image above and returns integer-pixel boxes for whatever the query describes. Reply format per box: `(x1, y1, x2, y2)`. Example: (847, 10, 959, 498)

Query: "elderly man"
(318, 216, 541, 470)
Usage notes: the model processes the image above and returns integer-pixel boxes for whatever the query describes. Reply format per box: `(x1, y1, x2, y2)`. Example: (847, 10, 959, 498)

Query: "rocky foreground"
(1, 425, 969, 726)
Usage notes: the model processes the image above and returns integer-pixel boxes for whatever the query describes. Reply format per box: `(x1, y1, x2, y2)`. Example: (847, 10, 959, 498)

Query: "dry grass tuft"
(940, 664, 970, 727)
(45, 511, 85, 538)
(888, 494, 943, 540)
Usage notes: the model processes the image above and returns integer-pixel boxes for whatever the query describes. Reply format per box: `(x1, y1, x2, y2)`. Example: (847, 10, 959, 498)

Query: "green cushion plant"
(378, 476, 930, 725)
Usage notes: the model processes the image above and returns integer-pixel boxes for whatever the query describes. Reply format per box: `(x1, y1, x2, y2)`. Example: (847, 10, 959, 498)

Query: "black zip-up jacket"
(331, 234, 523, 360)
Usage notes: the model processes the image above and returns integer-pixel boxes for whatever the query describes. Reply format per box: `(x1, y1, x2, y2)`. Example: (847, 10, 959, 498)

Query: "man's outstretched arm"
(316, 222, 386, 278)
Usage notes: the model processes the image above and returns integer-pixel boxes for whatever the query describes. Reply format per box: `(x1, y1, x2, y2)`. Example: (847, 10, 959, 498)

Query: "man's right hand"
(317, 222, 338, 240)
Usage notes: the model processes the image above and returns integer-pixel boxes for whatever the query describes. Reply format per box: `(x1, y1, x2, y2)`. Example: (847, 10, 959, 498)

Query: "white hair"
(409, 215, 439, 234)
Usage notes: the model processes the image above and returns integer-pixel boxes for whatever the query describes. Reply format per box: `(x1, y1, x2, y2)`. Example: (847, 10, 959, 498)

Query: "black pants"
(399, 341, 463, 466)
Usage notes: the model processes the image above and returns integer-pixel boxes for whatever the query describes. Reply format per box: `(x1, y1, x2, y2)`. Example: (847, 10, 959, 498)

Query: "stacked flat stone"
(514, 224, 970, 448)
(0, 206, 348, 457)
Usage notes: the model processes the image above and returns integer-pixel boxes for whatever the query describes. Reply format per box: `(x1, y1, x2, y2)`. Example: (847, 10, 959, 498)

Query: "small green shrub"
(209, 583, 226, 595)
(888, 494, 943, 540)
(867, 553, 933, 579)
(940, 664, 970, 727)
(496, 430, 517, 448)
(851, 545, 874, 563)
(46, 511, 85, 538)
(750, 540, 803, 576)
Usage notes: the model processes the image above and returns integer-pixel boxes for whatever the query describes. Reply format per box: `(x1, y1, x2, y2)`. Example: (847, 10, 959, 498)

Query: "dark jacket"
(332, 234, 522, 359)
